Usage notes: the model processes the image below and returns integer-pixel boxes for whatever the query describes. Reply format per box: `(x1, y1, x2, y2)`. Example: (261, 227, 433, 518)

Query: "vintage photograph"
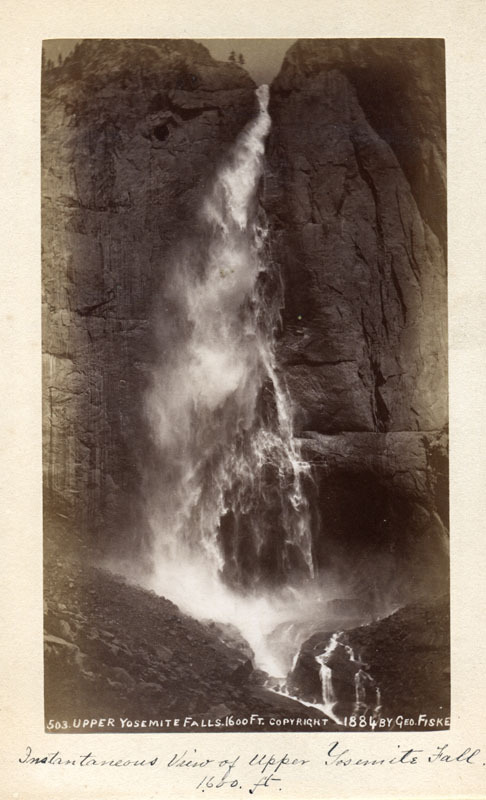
(42, 38, 449, 733)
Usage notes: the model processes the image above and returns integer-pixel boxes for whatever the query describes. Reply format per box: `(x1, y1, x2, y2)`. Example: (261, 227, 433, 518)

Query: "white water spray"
(141, 86, 317, 675)
(315, 633, 340, 722)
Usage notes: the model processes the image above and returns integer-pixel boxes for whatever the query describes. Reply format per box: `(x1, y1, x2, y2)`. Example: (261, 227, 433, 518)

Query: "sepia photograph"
(41, 37, 449, 735)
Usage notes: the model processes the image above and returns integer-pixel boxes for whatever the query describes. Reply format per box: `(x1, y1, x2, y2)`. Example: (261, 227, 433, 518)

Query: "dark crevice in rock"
(422, 431, 449, 529)
(75, 289, 116, 317)
(390, 254, 408, 322)
(285, 356, 356, 367)
(379, 282, 390, 339)
(351, 136, 386, 280)
(371, 360, 390, 431)
(153, 123, 170, 141)
(166, 95, 223, 121)
(359, 310, 378, 430)
(395, 186, 422, 287)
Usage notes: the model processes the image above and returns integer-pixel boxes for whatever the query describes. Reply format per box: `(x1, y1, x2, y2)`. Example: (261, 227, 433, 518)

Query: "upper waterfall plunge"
(146, 85, 314, 587)
(137, 85, 323, 674)
(115, 84, 389, 679)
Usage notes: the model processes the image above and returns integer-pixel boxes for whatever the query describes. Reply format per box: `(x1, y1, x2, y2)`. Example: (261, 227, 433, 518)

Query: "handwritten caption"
(19, 742, 484, 794)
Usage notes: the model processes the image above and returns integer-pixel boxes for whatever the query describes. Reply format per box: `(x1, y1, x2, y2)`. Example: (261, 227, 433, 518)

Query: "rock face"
(267, 39, 446, 434)
(301, 429, 449, 604)
(42, 40, 256, 549)
(43, 38, 448, 600)
(265, 39, 448, 596)
(42, 38, 449, 727)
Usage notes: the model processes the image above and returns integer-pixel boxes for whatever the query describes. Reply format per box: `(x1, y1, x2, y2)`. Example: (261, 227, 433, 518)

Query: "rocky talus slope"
(44, 519, 327, 731)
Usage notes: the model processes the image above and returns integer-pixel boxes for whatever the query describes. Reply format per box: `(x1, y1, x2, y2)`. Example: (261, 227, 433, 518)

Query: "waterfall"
(140, 86, 316, 676)
(320, 666, 336, 704)
(315, 633, 340, 722)
(345, 643, 381, 717)
(353, 668, 382, 718)
(354, 669, 367, 708)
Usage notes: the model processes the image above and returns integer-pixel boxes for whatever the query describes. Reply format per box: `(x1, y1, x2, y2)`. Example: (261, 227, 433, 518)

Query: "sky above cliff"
(43, 38, 295, 85)
(196, 39, 295, 84)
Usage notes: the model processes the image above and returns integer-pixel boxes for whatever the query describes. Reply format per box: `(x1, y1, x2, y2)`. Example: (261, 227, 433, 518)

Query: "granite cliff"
(42, 37, 449, 727)
(42, 39, 256, 551)
(42, 38, 448, 597)
(265, 39, 448, 601)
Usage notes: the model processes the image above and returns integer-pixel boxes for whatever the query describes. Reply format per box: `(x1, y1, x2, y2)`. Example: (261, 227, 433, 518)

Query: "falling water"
(306, 635, 382, 723)
(344, 642, 381, 717)
(315, 633, 340, 723)
(141, 86, 317, 675)
(354, 669, 368, 707)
